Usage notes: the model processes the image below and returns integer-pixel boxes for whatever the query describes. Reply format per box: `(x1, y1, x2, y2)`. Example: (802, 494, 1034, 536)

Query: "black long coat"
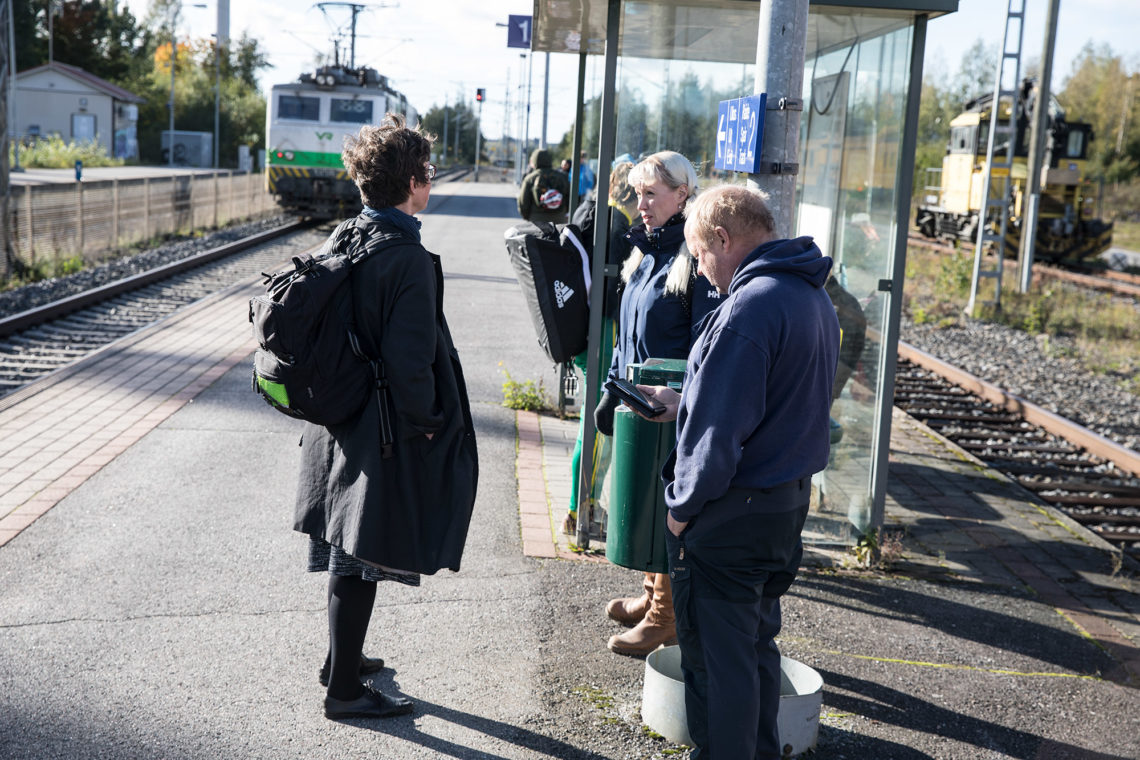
(293, 214, 478, 574)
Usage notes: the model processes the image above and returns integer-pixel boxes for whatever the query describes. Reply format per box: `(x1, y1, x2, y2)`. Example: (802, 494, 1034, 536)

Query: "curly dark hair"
(342, 114, 436, 209)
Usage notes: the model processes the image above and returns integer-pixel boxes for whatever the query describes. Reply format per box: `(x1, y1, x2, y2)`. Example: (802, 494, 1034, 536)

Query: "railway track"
(895, 342, 1140, 561)
(907, 233, 1140, 298)
(0, 221, 324, 399)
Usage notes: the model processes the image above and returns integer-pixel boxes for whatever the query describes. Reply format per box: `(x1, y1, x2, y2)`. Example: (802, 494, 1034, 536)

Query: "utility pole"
(2, 0, 10, 281)
(746, 0, 809, 234)
(442, 98, 448, 165)
(168, 5, 177, 167)
(523, 51, 533, 167)
(474, 88, 485, 180)
(1017, 0, 1061, 293)
(6, 0, 19, 172)
(540, 52, 550, 149)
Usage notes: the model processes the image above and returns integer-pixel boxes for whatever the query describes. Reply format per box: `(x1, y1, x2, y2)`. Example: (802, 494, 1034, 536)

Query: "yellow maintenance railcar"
(915, 79, 1112, 262)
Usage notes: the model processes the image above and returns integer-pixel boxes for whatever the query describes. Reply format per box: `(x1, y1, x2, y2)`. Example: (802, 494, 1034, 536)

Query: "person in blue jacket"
(593, 150, 721, 657)
(637, 184, 839, 760)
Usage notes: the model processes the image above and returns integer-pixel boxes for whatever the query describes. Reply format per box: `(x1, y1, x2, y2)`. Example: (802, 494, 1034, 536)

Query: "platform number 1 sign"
(508, 15, 532, 48)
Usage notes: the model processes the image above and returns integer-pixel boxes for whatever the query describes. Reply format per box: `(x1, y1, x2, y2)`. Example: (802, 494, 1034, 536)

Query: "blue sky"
(125, 0, 1139, 143)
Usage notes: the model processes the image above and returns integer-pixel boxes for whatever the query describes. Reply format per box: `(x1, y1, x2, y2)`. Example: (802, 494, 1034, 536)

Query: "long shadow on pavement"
(342, 693, 612, 760)
(794, 572, 1119, 678)
(818, 667, 1133, 760)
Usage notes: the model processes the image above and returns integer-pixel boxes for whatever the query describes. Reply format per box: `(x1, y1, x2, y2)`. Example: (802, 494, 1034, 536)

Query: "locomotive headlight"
(285, 151, 294, 161)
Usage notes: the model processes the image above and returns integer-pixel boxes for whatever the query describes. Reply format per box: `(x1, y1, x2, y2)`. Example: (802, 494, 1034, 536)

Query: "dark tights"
(325, 573, 377, 700)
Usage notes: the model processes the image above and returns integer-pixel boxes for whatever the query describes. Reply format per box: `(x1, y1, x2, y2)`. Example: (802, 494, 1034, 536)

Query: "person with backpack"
(593, 151, 720, 657)
(563, 160, 638, 536)
(517, 148, 570, 224)
(292, 114, 478, 721)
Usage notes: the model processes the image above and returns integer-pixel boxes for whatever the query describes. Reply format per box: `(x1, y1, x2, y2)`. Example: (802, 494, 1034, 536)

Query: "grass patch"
(903, 245, 1140, 395)
(500, 365, 551, 411)
(11, 136, 124, 169)
(1112, 220, 1140, 253)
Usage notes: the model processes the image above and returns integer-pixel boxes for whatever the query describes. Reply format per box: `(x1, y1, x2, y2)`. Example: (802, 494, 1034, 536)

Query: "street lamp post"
(168, 2, 207, 169)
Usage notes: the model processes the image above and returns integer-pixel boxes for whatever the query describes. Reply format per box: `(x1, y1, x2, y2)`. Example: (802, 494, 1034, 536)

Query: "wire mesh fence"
(4, 171, 276, 279)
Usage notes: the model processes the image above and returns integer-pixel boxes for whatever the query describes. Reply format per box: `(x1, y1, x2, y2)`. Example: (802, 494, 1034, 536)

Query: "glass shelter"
(535, 0, 957, 546)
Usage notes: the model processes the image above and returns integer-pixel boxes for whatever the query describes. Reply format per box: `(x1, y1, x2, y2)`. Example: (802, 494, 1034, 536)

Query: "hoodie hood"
(530, 148, 553, 169)
(729, 236, 832, 294)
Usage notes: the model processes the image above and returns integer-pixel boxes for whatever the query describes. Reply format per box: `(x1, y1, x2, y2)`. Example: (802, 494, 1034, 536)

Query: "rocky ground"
(0, 214, 293, 318)
(901, 317, 1140, 452)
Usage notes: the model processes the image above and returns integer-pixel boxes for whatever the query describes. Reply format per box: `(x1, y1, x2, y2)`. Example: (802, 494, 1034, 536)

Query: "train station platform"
(1, 181, 1137, 759)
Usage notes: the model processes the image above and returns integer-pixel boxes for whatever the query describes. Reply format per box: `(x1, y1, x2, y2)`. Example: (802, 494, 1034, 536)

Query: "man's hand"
(667, 512, 688, 537)
(635, 384, 681, 422)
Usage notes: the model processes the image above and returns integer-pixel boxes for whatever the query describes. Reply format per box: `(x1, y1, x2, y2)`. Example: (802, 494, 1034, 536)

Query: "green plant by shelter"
(500, 366, 550, 411)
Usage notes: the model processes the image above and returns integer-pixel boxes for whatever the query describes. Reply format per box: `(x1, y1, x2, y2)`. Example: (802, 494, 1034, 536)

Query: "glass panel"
(614, 1, 759, 184)
(331, 98, 374, 124)
(278, 95, 320, 121)
(796, 18, 915, 545)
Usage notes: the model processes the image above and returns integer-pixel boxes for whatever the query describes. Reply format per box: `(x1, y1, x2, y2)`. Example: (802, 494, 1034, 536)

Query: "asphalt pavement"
(0, 179, 1136, 759)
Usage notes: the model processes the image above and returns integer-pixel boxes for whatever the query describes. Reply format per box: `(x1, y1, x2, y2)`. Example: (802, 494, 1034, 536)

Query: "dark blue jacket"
(608, 220, 721, 381)
(664, 236, 839, 523)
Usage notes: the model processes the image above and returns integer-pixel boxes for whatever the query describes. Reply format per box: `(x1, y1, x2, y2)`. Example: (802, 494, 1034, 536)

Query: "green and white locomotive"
(265, 64, 418, 219)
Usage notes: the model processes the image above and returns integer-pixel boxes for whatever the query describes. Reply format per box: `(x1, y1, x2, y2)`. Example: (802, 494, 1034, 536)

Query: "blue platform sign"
(734, 93, 766, 173)
(507, 15, 532, 48)
(713, 93, 767, 173)
(714, 100, 730, 169)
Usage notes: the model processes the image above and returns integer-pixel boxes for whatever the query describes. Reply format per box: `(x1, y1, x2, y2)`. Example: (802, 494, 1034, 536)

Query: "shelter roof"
(532, 0, 958, 60)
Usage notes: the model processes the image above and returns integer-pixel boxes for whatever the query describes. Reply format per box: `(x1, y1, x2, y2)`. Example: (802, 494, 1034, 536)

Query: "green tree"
(1058, 43, 1140, 183)
(420, 102, 484, 165)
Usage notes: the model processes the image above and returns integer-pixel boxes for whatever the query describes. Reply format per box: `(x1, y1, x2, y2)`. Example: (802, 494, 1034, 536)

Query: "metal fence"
(4, 171, 277, 277)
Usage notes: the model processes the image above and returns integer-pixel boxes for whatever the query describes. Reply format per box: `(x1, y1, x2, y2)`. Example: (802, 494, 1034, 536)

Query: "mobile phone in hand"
(604, 378, 666, 418)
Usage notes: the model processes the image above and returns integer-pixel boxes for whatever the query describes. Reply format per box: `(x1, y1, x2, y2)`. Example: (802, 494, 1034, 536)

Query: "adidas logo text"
(553, 280, 575, 308)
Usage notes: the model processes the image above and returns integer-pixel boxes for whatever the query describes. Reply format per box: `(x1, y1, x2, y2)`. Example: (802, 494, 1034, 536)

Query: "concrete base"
(642, 646, 823, 756)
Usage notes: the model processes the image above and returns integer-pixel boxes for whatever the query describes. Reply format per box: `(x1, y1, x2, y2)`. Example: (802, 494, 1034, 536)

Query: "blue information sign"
(714, 101, 730, 170)
(733, 93, 766, 173)
(507, 15, 532, 49)
(713, 93, 767, 173)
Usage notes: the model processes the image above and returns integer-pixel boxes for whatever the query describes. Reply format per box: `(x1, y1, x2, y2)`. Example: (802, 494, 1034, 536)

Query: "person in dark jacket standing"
(294, 114, 479, 721)
(594, 151, 720, 657)
(637, 185, 839, 760)
(517, 148, 570, 223)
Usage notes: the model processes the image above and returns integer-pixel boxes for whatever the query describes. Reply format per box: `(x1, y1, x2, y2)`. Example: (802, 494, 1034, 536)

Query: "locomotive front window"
(1065, 129, 1086, 160)
(330, 99, 374, 124)
(279, 95, 320, 121)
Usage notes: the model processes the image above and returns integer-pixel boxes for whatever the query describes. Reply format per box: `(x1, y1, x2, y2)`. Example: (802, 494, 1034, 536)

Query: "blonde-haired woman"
(594, 150, 721, 656)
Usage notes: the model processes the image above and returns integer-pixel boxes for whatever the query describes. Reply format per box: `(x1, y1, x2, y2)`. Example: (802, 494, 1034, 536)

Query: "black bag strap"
(340, 215, 411, 460)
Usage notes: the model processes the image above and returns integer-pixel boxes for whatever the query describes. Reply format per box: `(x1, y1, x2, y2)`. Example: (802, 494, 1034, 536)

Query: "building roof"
(16, 61, 145, 104)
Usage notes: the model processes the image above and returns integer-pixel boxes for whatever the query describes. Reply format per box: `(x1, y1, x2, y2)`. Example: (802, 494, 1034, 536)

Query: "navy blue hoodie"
(608, 220, 721, 381)
(664, 236, 840, 523)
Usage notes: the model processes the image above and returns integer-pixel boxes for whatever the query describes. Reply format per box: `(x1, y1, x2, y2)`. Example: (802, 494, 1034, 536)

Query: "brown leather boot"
(605, 572, 654, 626)
(607, 573, 677, 656)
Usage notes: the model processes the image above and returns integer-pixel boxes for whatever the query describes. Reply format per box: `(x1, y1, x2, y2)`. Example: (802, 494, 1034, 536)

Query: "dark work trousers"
(666, 479, 811, 760)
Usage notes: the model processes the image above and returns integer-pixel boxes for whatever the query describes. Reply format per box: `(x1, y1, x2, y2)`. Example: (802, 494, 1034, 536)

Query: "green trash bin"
(606, 359, 687, 573)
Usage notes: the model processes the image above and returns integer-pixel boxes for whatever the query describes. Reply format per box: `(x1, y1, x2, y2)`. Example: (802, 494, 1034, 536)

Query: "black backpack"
(249, 216, 402, 453)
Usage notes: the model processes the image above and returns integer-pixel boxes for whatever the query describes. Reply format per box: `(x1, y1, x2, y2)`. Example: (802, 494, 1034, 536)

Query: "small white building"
(13, 62, 144, 160)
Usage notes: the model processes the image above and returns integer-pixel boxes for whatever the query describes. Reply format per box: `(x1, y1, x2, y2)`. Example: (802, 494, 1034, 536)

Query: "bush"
(9, 136, 124, 169)
(500, 366, 550, 411)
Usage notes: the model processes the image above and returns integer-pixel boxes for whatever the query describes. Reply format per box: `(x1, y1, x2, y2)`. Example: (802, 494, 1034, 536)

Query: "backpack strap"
(341, 216, 411, 460)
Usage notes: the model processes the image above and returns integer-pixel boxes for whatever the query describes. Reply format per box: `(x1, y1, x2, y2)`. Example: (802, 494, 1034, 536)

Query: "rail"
(0, 220, 308, 340)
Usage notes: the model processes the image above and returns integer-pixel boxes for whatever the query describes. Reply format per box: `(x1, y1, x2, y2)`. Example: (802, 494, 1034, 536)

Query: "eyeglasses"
(426, 164, 437, 181)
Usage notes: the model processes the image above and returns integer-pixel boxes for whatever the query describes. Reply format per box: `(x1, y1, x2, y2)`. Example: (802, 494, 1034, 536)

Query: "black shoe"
(324, 682, 414, 719)
(319, 653, 385, 687)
